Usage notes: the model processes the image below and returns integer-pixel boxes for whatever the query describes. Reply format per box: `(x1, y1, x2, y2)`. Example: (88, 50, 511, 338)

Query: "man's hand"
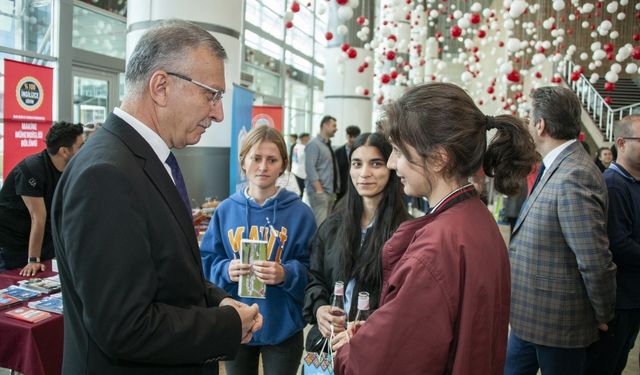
(221, 299, 263, 344)
(228, 259, 251, 282)
(316, 305, 346, 337)
(19, 262, 45, 277)
(598, 323, 609, 332)
(252, 261, 285, 285)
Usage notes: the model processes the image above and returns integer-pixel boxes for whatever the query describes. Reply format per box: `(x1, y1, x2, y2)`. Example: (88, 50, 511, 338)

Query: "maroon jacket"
(335, 191, 510, 374)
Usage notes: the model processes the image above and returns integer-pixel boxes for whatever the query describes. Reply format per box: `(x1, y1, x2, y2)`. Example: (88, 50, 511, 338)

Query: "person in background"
(287, 133, 297, 171)
(305, 115, 339, 225)
(82, 122, 102, 140)
(304, 132, 409, 353)
(201, 126, 315, 375)
(335, 125, 362, 202)
(595, 146, 613, 172)
(506, 86, 616, 375)
(291, 132, 310, 198)
(51, 21, 261, 374)
(585, 115, 640, 375)
(334, 83, 536, 374)
(0, 121, 83, 275)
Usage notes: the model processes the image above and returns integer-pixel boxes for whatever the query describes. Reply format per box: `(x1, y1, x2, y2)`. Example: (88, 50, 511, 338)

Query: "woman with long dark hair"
(303, 132, 410, 351)
(334, 83, 537, 374)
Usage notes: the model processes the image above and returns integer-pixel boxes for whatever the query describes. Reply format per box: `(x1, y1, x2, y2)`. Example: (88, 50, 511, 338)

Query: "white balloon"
(454, 10, 463, 19)
(532, 53, 546, 65)
(580, 52, 588, 61)
(569, 14, 576, 21)
(606, 1, 618, 13)
(461, 71, 473, 83)
(471, 2, 483, 12)
(625, 63, 638, 74)
(589, 73, 599, 84)
(509, 0, 528, 18)
(552, 0, 565, 11)
(595, 60, 603, 67)
(605, 71, 619, 83)
(620, 0, 628, 5)
(581, 3, 594, 13)
(600, 20, 613, 31)
(588, 63, 596, 70)
(610, 31, 619, 39)
(337, 24, 349, 35)
(284, 11, 294, 23)
(316, 3, 326, 15)
(458, 17, 471, 29)
(337, 6, 354, 21)
(507, 38, 521, 52)
(611, 63, 622, 74)
(616, 13, 625, 21)
(355, 86, 364, 95)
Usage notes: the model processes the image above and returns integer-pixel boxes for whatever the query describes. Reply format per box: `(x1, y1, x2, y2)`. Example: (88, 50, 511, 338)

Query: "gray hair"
(530, 86, 581, 141)
(616, 114, 640, 139)
(125, 20, 227, 98)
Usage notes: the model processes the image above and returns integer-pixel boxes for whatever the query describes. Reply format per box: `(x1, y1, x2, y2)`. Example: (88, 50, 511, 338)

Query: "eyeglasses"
(167, 72, 223, 105)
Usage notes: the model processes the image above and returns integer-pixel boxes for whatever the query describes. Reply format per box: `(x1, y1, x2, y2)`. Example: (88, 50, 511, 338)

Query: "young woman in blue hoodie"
(200, 126, 316, 375)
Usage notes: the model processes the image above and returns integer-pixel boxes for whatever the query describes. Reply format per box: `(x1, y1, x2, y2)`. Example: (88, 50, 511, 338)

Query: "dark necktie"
(324, 140, 339, 193)
(166, 152, 191, 215)
(529, 163, 546, 195)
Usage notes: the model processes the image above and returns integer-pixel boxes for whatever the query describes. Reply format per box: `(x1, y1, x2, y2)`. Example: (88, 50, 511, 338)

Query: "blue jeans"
(224, 330, 303, 375)
(585, 309, 640, 375)
(504, 332, 586, 375)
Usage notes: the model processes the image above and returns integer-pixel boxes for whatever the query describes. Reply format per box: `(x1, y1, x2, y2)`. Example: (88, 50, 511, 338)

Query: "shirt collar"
(542, 139, 576, 175)
(114, 107, 171, 164)
(243, 187, 283, 207)
(609, 162, 638, 183)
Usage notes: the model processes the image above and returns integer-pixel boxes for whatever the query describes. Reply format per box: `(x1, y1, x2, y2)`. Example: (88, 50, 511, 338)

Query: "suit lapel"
(102, 114, 201, 264)
(512, 141, 581, 234)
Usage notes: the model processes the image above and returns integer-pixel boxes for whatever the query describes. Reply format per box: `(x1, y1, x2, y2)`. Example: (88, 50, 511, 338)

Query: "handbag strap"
(445, 251, 466, 374)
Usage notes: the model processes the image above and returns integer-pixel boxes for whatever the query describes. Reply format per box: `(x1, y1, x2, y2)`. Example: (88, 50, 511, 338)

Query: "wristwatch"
(28, 257, 41, 263)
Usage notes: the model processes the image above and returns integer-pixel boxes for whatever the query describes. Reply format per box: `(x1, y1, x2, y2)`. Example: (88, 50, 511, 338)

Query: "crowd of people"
(0, 20, 638, 375)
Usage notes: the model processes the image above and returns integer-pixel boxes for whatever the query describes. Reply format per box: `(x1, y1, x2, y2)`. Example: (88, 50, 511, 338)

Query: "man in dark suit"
(505, 86, 616, 375)
(335, 125, 361, 202)
(51, 21, 262, 374)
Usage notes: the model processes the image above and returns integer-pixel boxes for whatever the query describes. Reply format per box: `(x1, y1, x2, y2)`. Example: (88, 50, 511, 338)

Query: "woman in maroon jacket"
(334, 83, 537, 374)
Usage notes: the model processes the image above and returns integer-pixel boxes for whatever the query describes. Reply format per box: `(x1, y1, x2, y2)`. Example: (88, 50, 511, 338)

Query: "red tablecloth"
(0, 260, 63, 375)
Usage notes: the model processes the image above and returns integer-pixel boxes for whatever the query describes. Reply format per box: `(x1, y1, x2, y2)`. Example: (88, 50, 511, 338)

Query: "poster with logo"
(3, 59, 53, 179)
(230, 84, 254, 195)
(251, 106, 283, 133)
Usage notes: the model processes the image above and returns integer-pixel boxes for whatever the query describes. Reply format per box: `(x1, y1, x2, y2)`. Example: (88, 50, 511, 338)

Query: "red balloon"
(507, 70, 520, 83)
(634, 33, 640, 42)
(291, 1, 300, 12)
(487, 86, 494, 94)
(286, 21, 293, 29)
(336, 0, 348, 5)
(435, 31, 443, 38)
(470, 13, 481, 24)
(607, 52, 614, 61)
(386, 50, 396, 60)
(325, 32, 333, 41)
(347, 48, 357, 59)
(341, 43, 350, 52)
(498, 41, 505, 47)
(604, 82, 615, 91)
(451, 25, 462, 38)
(477, 29, 486, 38)
(604, 96, 612, 105)
(363, 89, 369, 96)
(603, 42, 614, 53)
(390, 70, 399, 79)
(363, 62, 369, 68)
(535, 72, 542, 79)
(358, 66, 365, 73)
(551, 76, 562, 84)
(571, 71, 581, 81)
(633, 46, 640, 60)
(357, 16, 366, 25)
(381, 74, 391, 84)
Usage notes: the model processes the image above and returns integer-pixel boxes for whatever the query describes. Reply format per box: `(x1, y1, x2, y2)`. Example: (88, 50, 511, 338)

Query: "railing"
(560, 60, 640, 142)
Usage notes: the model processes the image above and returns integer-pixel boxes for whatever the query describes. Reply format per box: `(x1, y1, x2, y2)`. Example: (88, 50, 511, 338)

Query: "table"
(0, 260, 63, 375)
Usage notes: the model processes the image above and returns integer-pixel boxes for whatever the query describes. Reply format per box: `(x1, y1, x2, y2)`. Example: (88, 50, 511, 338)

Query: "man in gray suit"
(505, 86, 616, 375)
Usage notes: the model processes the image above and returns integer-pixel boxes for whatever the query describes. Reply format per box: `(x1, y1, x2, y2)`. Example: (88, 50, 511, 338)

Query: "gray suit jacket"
(52, 113, 241, 374)
(509, 141, 616, 348)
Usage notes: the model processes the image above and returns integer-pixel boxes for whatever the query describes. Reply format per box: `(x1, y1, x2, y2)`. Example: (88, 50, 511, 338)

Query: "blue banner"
(229, 84, 254, 195)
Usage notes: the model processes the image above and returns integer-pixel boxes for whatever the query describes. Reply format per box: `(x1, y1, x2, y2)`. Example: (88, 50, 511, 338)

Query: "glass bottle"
(352, 291, 370, 335)
(330, 281, 347, 330)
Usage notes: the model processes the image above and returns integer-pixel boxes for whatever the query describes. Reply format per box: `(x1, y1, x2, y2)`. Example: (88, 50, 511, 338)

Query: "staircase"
(591, 78, 640, 110)
(561, 61, 640, 143)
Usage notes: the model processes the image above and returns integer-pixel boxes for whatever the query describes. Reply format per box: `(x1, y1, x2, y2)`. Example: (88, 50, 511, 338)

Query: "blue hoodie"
(200, 188, 316, 345)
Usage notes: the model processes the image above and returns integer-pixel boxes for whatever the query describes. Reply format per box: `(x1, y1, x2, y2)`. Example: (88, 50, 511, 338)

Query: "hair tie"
(485, 115, 496, 131)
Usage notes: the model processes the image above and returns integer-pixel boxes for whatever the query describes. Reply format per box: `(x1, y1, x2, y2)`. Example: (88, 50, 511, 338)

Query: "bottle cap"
(334, 281, 344, 296)
(357, 291, 370, 310)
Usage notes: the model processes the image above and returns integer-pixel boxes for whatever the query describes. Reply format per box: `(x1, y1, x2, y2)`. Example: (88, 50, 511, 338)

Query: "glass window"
(73, 75, 108, 124)
(77, 0, 126, 16)
(245, 0, 283, 40)
(245, 29, 283, 61)
(72, 3, 126, 59)
(242, 64, 280, 98)
(285, 51, 312, 76)
(285, 25, 313, 58)
(0, 0, 54, 56)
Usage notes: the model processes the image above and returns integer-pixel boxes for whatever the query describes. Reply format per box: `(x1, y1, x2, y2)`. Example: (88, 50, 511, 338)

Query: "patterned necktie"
(165, 152, 192, 215)
(529, 163, 546, 195)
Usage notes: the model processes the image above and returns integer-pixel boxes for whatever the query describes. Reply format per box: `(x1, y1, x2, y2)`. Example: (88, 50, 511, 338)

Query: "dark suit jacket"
(335, 145, 349, 201)
(509, 141, 616, 348)
(51, 113, 241, 374)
